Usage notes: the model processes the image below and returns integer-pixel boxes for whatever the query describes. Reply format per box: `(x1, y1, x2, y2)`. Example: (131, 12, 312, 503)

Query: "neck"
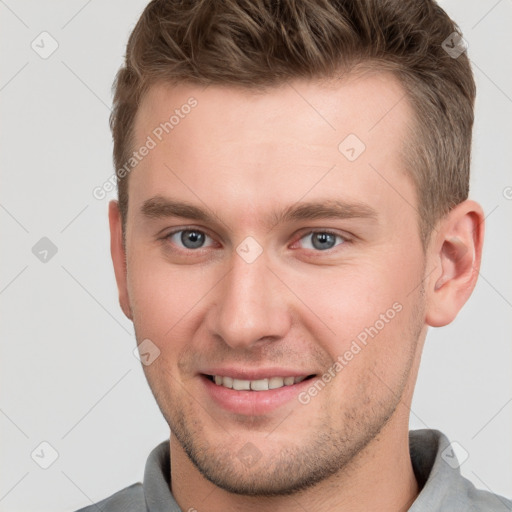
(170, 414, 419, 512)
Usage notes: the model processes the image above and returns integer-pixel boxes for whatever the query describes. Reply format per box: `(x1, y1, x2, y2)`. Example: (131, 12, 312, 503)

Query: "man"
(78, 0, 511, 510)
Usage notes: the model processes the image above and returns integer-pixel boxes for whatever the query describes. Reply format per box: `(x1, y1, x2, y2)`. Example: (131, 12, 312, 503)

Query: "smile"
(206, 374, 313, 391)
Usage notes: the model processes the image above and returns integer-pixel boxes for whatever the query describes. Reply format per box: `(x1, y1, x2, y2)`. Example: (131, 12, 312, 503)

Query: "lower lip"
(200, 375, 315, 415)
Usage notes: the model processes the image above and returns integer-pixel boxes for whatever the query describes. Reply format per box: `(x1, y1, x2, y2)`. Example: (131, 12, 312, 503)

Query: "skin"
(109, 71, 484, 512)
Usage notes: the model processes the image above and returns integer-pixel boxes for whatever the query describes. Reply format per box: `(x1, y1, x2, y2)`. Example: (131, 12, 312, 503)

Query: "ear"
(424, 200, 484, 327)
(109, 200, 133, 321)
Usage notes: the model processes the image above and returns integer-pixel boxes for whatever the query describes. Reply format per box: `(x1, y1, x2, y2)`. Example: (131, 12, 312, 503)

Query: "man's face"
(119, 72, 428, 495)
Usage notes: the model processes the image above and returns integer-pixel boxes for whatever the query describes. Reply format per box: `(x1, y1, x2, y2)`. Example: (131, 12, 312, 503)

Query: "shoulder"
(462, 479, 512, 511)
(409, 429, 512, 511)
(73, 482, 146, 512)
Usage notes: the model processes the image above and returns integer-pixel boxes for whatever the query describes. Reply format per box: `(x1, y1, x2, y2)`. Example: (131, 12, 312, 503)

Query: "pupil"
(181, 230, 205, 249)
(313, 233, 335, 250)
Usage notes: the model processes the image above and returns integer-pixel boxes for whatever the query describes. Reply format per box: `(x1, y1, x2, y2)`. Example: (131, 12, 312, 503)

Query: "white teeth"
(232, 378, 251, 391)
(268, 376, 285, 389)
(212, 375, 309, 391)
(223, 376, 233, 389)
(250, 378, 269, 391)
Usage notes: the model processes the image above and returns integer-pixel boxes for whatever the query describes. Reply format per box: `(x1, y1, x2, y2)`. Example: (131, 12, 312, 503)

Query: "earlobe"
(108, 200, 133, 321)
(425, 201, 484, 327)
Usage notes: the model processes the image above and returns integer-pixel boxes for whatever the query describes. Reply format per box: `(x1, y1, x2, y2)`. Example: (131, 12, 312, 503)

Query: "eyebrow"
(140, 195, 378, 230)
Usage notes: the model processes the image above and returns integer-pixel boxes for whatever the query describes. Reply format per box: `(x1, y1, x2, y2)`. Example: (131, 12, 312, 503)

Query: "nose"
(206, 247, 291, 350)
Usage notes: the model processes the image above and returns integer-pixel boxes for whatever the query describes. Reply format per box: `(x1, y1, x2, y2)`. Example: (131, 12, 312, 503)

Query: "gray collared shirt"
(75, 429, 511, 511)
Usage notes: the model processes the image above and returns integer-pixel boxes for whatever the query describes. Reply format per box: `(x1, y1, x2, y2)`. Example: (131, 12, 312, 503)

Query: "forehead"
(128, 71, 417, 232)
(135, 71, 411, 150)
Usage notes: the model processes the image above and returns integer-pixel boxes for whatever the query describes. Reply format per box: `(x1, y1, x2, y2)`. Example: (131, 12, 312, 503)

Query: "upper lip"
(200, 367, 316, 380)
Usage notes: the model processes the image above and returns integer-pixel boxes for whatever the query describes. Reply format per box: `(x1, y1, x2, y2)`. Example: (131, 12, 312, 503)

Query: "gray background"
(1, 1, 511, 510)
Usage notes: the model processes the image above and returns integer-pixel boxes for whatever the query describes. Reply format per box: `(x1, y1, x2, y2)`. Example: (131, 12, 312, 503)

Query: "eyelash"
(160, 227, 350, 254)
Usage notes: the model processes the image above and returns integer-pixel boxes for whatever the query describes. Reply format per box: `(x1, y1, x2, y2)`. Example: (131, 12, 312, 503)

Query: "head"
(109, 0, 484, 497)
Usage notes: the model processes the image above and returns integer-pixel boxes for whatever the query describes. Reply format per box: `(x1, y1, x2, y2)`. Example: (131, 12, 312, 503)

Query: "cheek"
(126, 247, 229, 363)
(297, 269, 402, 333)
(292, 251, 423, 361)
(298, 271, 422, 412)
(127, 250, 197, 338)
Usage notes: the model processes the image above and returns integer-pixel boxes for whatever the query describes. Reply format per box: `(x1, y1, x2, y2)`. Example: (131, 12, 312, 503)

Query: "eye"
(296, 230, 347, 251)
(164, 229, 215, 250)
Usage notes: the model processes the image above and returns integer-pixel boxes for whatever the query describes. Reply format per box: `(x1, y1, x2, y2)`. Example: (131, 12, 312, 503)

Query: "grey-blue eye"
(167, 229, 211, 249)
(299, 231, 345, 251)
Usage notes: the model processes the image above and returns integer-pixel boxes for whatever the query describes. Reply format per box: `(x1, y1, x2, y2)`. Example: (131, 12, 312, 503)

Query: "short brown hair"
(111, 0, 475, 247)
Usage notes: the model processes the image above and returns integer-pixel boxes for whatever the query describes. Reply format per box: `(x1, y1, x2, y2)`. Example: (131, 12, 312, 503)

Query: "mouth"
(199, 371, 319, 415)
(202, 373, 316, 390)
